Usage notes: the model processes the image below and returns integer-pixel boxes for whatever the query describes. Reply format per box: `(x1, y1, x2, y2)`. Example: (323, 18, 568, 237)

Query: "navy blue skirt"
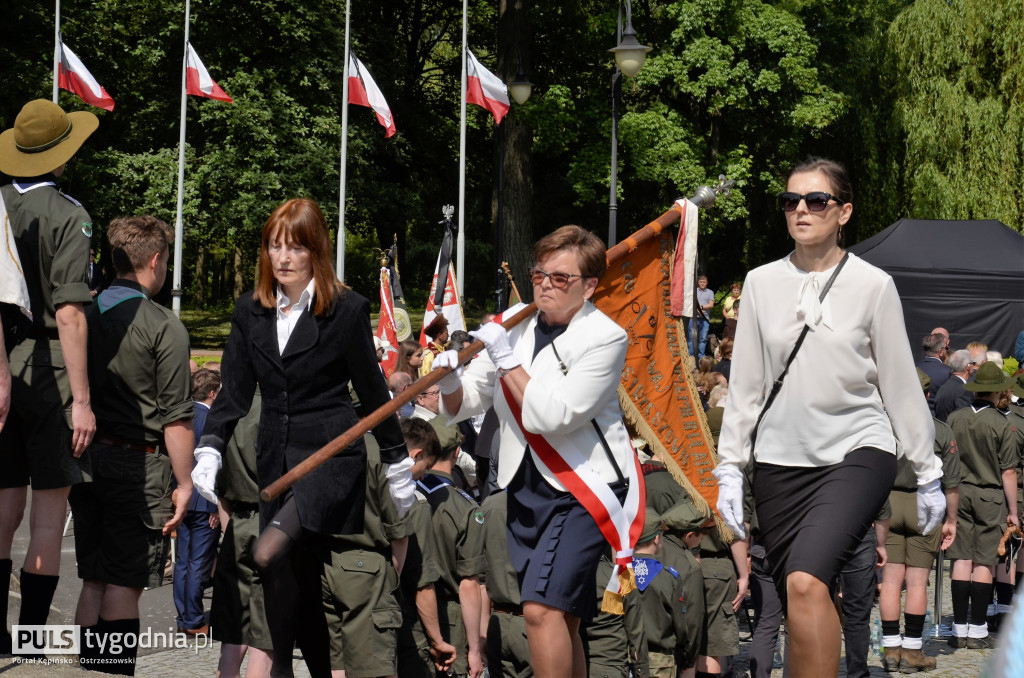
(506, 450, 628, 621)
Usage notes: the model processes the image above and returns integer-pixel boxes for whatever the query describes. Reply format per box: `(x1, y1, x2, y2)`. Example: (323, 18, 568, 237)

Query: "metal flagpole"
(171, 0, 192, 317)
(455, 0, 468, 298)
(336, 0, 351, 282)
(53, 0, 61, 102)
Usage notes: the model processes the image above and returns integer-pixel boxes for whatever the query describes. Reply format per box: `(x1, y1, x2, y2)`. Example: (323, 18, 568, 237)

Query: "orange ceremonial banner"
(593, 226, 719, 513)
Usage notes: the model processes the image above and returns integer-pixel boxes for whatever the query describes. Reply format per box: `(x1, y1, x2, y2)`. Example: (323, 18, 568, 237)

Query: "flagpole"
(53, 0, 61, 102)
(171, 0, 191, 317)
(456, 0, 468, 299)
(336, 0, 351, 283)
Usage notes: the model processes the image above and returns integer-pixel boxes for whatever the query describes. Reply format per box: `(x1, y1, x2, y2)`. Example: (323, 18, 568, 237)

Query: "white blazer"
(442, 301, 631, 492)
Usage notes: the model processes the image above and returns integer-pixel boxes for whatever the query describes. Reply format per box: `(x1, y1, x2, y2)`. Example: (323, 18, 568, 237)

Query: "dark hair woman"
(395, 338, 424, 379)
(190, 198, 412, 677)
(714, 158, 944, 677)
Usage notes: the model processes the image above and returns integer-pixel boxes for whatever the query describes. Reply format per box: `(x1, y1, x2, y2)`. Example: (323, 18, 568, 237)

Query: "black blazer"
(199, 288, 406, 535)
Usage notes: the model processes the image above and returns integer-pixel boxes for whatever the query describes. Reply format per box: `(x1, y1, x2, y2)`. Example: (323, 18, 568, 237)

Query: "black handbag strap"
(749, 252, 850, 450)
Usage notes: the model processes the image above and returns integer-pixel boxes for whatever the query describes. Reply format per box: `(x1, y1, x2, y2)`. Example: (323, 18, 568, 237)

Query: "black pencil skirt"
(752, 446, 896, 606)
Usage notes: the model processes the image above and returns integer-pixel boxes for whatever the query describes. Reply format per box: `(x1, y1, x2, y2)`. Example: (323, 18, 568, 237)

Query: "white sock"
(953, 623, 969, 638)
(902, 636, 923, 650)
(882, 635, 903, 649)
(967, 622, 988, 639)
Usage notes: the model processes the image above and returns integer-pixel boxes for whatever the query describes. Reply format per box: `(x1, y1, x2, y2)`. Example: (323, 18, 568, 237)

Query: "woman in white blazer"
(437, 225, 634, 678)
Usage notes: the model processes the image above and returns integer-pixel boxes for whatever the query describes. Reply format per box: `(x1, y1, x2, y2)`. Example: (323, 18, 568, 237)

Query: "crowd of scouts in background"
(3, 98, 1024, 678)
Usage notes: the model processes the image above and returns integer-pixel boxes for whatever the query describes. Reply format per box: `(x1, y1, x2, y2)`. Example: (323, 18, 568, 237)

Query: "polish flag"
(185, 44, 233, 103)
(376, 267, 400, 376)
(348, 53, 396, 138)
(58, 43, 115, 112)
(466, 49, 509, 124)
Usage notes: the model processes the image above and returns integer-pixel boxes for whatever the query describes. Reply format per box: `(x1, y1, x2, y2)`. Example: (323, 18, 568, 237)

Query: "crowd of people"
(2, 97, 1024, 678)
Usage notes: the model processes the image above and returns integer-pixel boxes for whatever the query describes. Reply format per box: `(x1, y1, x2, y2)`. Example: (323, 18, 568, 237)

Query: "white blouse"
(275, 279, 315, 354)
(717, 252, 943, 485)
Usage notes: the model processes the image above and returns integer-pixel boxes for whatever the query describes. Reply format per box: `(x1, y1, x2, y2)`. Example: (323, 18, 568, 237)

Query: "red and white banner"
(419, 261, 465, 346)
(670, 198, 699, 317)
(185, 44, 233, 103)
(466, 49, 509, 124)
(376, 267, 400, 376)
(58, 43, 115, 112)
(349, 53, 396, 138)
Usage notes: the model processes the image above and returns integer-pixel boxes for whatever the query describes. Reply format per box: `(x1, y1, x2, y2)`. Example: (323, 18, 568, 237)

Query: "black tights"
(254, 499, 331, 678)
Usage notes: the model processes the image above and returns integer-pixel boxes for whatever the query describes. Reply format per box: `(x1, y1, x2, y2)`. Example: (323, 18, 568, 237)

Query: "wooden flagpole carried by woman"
(262, 177, 731, 503)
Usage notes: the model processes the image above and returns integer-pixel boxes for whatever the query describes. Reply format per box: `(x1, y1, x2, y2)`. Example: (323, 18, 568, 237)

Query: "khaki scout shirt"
(892, 417, 961, 492)
(947, 401, 1019, 488)
(328, 441, 406, 550)
(216, 389, 262, 505)
(632, 553, 688, 656)
(86, 280, 192, 443)
(418, 469, 486, 599)
(581, 554, 649, 676)
(2, 179, 92, 330)
(480, 491, 519, 606)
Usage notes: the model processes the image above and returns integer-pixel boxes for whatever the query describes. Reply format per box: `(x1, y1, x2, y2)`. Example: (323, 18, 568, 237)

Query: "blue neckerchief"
(632, 555, 665, 592)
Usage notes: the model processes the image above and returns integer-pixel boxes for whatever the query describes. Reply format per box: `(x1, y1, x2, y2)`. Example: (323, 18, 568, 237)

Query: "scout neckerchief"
(497, 318, 645, 614)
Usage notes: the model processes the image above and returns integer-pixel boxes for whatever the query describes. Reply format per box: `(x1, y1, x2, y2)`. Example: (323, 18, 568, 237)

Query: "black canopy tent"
(848, 219, 1024, 361)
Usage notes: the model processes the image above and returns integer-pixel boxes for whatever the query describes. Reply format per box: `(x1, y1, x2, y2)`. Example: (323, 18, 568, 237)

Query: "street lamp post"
(496, 46, 532, 311)
(607, 0, 652, 246)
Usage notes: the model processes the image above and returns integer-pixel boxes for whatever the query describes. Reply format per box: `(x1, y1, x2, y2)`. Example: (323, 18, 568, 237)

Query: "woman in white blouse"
(714, 158, 946, 677)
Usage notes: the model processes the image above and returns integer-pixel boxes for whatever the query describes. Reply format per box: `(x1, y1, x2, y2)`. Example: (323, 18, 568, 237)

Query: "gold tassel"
(599, 565, 638, 615)
(618, 564, 638, 595)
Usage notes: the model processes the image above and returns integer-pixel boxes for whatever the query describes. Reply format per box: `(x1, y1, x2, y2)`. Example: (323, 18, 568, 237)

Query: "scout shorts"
(885, 489, 942, 569)
(69, 444, 173, 588)
(321, 548, 402, 676)
(0, 339, 86, 489)
(945, 484, 1007, 566)
(210, 506, 272, 650)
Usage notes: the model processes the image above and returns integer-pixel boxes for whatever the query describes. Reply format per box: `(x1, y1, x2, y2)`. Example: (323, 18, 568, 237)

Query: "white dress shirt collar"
(276, 279, 316, 354)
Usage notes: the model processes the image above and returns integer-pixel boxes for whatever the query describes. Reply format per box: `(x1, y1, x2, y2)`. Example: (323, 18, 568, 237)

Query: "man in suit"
(917, 333, 952, 413)
(173, 368, 222, 635)
(935, 350, 976, 422)
(87, 247, 107, 297)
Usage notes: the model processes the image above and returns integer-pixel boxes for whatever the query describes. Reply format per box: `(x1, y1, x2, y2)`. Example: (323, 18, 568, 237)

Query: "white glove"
(431, 350, 464, 395)
(192, 447, 222, 504)
(470, 323, 521, 372)
(917, 478, 946, 534)
(386, 457, 416, 518)
(712, 464, 746, 539)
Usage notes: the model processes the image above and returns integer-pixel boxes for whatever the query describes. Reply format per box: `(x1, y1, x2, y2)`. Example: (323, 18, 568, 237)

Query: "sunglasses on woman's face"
(529, 267, 583, 289)
(777, 191, 846, 213)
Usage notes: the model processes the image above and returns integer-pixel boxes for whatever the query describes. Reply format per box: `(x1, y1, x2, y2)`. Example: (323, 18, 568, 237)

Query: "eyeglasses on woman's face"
(777, 191, 846, 213)
(529, 267, 583, 289)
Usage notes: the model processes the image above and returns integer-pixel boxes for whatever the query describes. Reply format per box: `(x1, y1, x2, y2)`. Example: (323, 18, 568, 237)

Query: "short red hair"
(253, 198, 342, 315)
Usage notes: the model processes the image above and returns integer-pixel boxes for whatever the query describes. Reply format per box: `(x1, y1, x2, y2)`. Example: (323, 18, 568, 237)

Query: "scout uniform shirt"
(632, 552, 687, 658)
(947, 400, 1019, 489)
(417, 468, 486, 677)
(1, 178, 92, 335)
(891, 417, 961, 492)
(396, 492, 442, 677)
(582, 554, 649, 678)
(86, 280, 193, 445)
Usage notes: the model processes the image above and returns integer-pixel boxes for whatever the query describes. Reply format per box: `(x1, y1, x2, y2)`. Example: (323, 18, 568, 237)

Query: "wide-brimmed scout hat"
(662, 499, 715, 534)
(0, 100, 98, 177)
(917, 368, 931, 394)
(964, 361, 1014, 392)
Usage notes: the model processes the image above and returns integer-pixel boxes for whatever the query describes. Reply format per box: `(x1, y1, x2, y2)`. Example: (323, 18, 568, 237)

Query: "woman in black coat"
(191, 198, 412, 677)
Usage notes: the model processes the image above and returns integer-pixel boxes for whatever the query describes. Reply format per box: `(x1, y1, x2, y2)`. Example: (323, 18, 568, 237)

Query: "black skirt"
(752, 447, 896, 606)
(506, 451, 627, 621)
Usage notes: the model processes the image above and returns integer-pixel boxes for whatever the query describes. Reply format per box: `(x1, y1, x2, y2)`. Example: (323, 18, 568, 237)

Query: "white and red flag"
(349, 53, 396, 138)
(466, 49, 509, 124)
(58, 42, 115, 112)
(376, 266, 400, 376)
(185, 44, 233, 103)
(670, 198, 699, 317)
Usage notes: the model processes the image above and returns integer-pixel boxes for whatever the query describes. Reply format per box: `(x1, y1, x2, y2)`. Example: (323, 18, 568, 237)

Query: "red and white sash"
(499, 378, 646, 599)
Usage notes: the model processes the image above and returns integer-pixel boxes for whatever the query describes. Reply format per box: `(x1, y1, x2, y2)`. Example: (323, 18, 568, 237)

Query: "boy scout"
(417, 420, 487, 677)
(70, 215, 195, 674)
(945, 362, 1020, 649)
(211, 391, 274, 677)
(581, 552, 648, 678)
(0, 100, 99, 650)
(321, 433, 407, 677)
(397, 418, 455, 677)
(632, 509, 687, 678)
(662, 499, 713, 674)
(480, 490, 532, 677)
